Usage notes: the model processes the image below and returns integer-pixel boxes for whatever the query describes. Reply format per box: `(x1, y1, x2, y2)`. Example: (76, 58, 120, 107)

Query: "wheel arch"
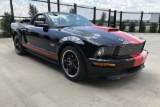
(12, 31, 18, 40)
(12, 29, 27, 44)
(58, 42, 86, 63)
(12, 29, 22, 40)
(57, 42, 88, 74)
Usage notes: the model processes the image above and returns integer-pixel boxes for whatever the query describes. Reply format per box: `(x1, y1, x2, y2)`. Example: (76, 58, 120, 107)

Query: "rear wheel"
(60, 46, 87, 82)
(14, 35, 26, 55)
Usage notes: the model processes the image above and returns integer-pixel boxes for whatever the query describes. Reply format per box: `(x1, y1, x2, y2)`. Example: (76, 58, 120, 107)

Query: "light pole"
(10, 0, 14, 22)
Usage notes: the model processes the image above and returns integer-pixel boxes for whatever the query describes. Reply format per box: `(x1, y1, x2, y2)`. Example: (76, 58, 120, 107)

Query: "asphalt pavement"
(0, 33, 160, 107)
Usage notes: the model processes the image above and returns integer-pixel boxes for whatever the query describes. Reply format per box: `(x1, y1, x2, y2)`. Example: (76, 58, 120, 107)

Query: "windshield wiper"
(57, 26, 71, 28)
(53, 13, 58, 16)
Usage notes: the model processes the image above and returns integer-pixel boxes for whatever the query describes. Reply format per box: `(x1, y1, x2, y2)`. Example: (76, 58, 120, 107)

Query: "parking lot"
(0, 33, 160, 107)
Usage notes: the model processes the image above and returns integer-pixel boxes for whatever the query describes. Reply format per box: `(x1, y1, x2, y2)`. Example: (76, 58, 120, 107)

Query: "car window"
(47, 13, 94, 27)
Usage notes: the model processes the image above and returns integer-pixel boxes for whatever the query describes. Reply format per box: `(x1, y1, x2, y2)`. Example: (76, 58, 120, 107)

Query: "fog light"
(93, 62, 115, 67)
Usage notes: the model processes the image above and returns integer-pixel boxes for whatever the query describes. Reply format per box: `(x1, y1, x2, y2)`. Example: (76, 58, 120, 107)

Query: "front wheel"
(60, 46, 87, 82)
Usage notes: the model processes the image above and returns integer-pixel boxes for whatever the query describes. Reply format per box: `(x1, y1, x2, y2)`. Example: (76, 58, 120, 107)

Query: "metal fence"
(31, 0, 160, 33)
(0, 0, 160, 37)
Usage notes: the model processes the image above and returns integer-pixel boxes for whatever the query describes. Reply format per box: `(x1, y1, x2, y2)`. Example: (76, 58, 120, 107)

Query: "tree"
(1, 12, 12, 36)
(69, 8, 75, 13)
(150, 23, 158, 33)
(129, 22, 136, 32)
(97, 12, 106, 26)
(121, 22, 126, 31)
(139, 21, 146, 32)
(28, 4, 38, 18)
(135, 20, 137, 23)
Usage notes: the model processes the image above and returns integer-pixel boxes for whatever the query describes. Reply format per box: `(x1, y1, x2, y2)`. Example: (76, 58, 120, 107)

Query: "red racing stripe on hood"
(111, 31, 144, 44)
(89, 26, 145, 44)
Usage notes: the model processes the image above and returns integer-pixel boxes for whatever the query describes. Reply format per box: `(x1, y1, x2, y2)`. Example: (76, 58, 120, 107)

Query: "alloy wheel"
(62, 50, 79, 78)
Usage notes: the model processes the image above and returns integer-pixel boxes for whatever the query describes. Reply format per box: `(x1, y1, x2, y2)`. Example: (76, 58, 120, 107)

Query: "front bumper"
(86, 50, 148, 79)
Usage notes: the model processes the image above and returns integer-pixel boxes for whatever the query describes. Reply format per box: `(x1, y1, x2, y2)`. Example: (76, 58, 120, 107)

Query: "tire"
(60, 46, 87, 82)
(14, 35, 26, 55)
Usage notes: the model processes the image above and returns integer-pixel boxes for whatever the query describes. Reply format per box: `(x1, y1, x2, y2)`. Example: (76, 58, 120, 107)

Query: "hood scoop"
(89, 26, 119, 32)
(108, 28, 119, 32)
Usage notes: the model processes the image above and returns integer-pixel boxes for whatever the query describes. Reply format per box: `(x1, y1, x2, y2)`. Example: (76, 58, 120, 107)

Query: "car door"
(25, 14, 58, 54)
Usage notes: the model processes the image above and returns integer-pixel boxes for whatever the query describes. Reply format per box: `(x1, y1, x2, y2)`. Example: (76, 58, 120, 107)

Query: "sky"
(0, 0, 160, 20)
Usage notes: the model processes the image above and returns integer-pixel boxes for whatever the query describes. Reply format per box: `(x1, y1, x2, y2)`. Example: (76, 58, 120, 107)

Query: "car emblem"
(119, 38, 124, 42)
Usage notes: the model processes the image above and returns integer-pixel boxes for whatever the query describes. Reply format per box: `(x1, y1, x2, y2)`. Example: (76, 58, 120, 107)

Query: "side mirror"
(34, 21, 49, 32)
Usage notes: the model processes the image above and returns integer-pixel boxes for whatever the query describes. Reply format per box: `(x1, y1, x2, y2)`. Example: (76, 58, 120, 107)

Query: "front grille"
(118, 43, 144, 56)
(104, 46, 116, 55)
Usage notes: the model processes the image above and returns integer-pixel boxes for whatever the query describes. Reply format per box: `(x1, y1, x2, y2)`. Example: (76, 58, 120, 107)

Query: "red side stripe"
(130, 51, 148, 67)
(22, 43, 58, 60)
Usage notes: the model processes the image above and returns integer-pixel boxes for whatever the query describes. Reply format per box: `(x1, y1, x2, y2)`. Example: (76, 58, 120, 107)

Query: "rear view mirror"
(34, 21, 44, 25)
(34, 21, 49, 32)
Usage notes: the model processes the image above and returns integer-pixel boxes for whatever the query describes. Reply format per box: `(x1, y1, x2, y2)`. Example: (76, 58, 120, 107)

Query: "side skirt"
(26, 49, 59, 65)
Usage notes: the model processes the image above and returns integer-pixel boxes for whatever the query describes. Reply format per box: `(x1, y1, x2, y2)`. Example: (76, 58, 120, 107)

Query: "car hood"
(62, 26, 145, 46)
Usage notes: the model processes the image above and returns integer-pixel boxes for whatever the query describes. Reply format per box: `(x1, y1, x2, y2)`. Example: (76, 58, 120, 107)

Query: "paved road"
(0, 33, 160, 107)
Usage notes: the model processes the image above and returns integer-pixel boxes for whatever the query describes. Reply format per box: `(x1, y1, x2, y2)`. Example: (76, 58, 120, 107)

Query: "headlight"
(97, 47, 105, 57)
(95, 46, 116, 57)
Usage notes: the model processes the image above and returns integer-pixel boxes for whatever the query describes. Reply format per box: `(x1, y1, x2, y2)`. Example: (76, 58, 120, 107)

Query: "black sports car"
(11, 12, 148, 81)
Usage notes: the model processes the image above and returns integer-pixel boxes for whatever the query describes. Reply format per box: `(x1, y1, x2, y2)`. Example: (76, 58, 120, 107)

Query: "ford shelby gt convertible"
(11, 12, 148, 81)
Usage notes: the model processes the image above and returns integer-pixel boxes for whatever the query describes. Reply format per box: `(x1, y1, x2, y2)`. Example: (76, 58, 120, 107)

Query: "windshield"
(47, 13, 94, 27)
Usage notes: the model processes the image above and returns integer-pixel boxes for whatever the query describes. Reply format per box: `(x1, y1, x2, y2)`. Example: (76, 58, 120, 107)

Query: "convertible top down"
(11, 12, 148, 81)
